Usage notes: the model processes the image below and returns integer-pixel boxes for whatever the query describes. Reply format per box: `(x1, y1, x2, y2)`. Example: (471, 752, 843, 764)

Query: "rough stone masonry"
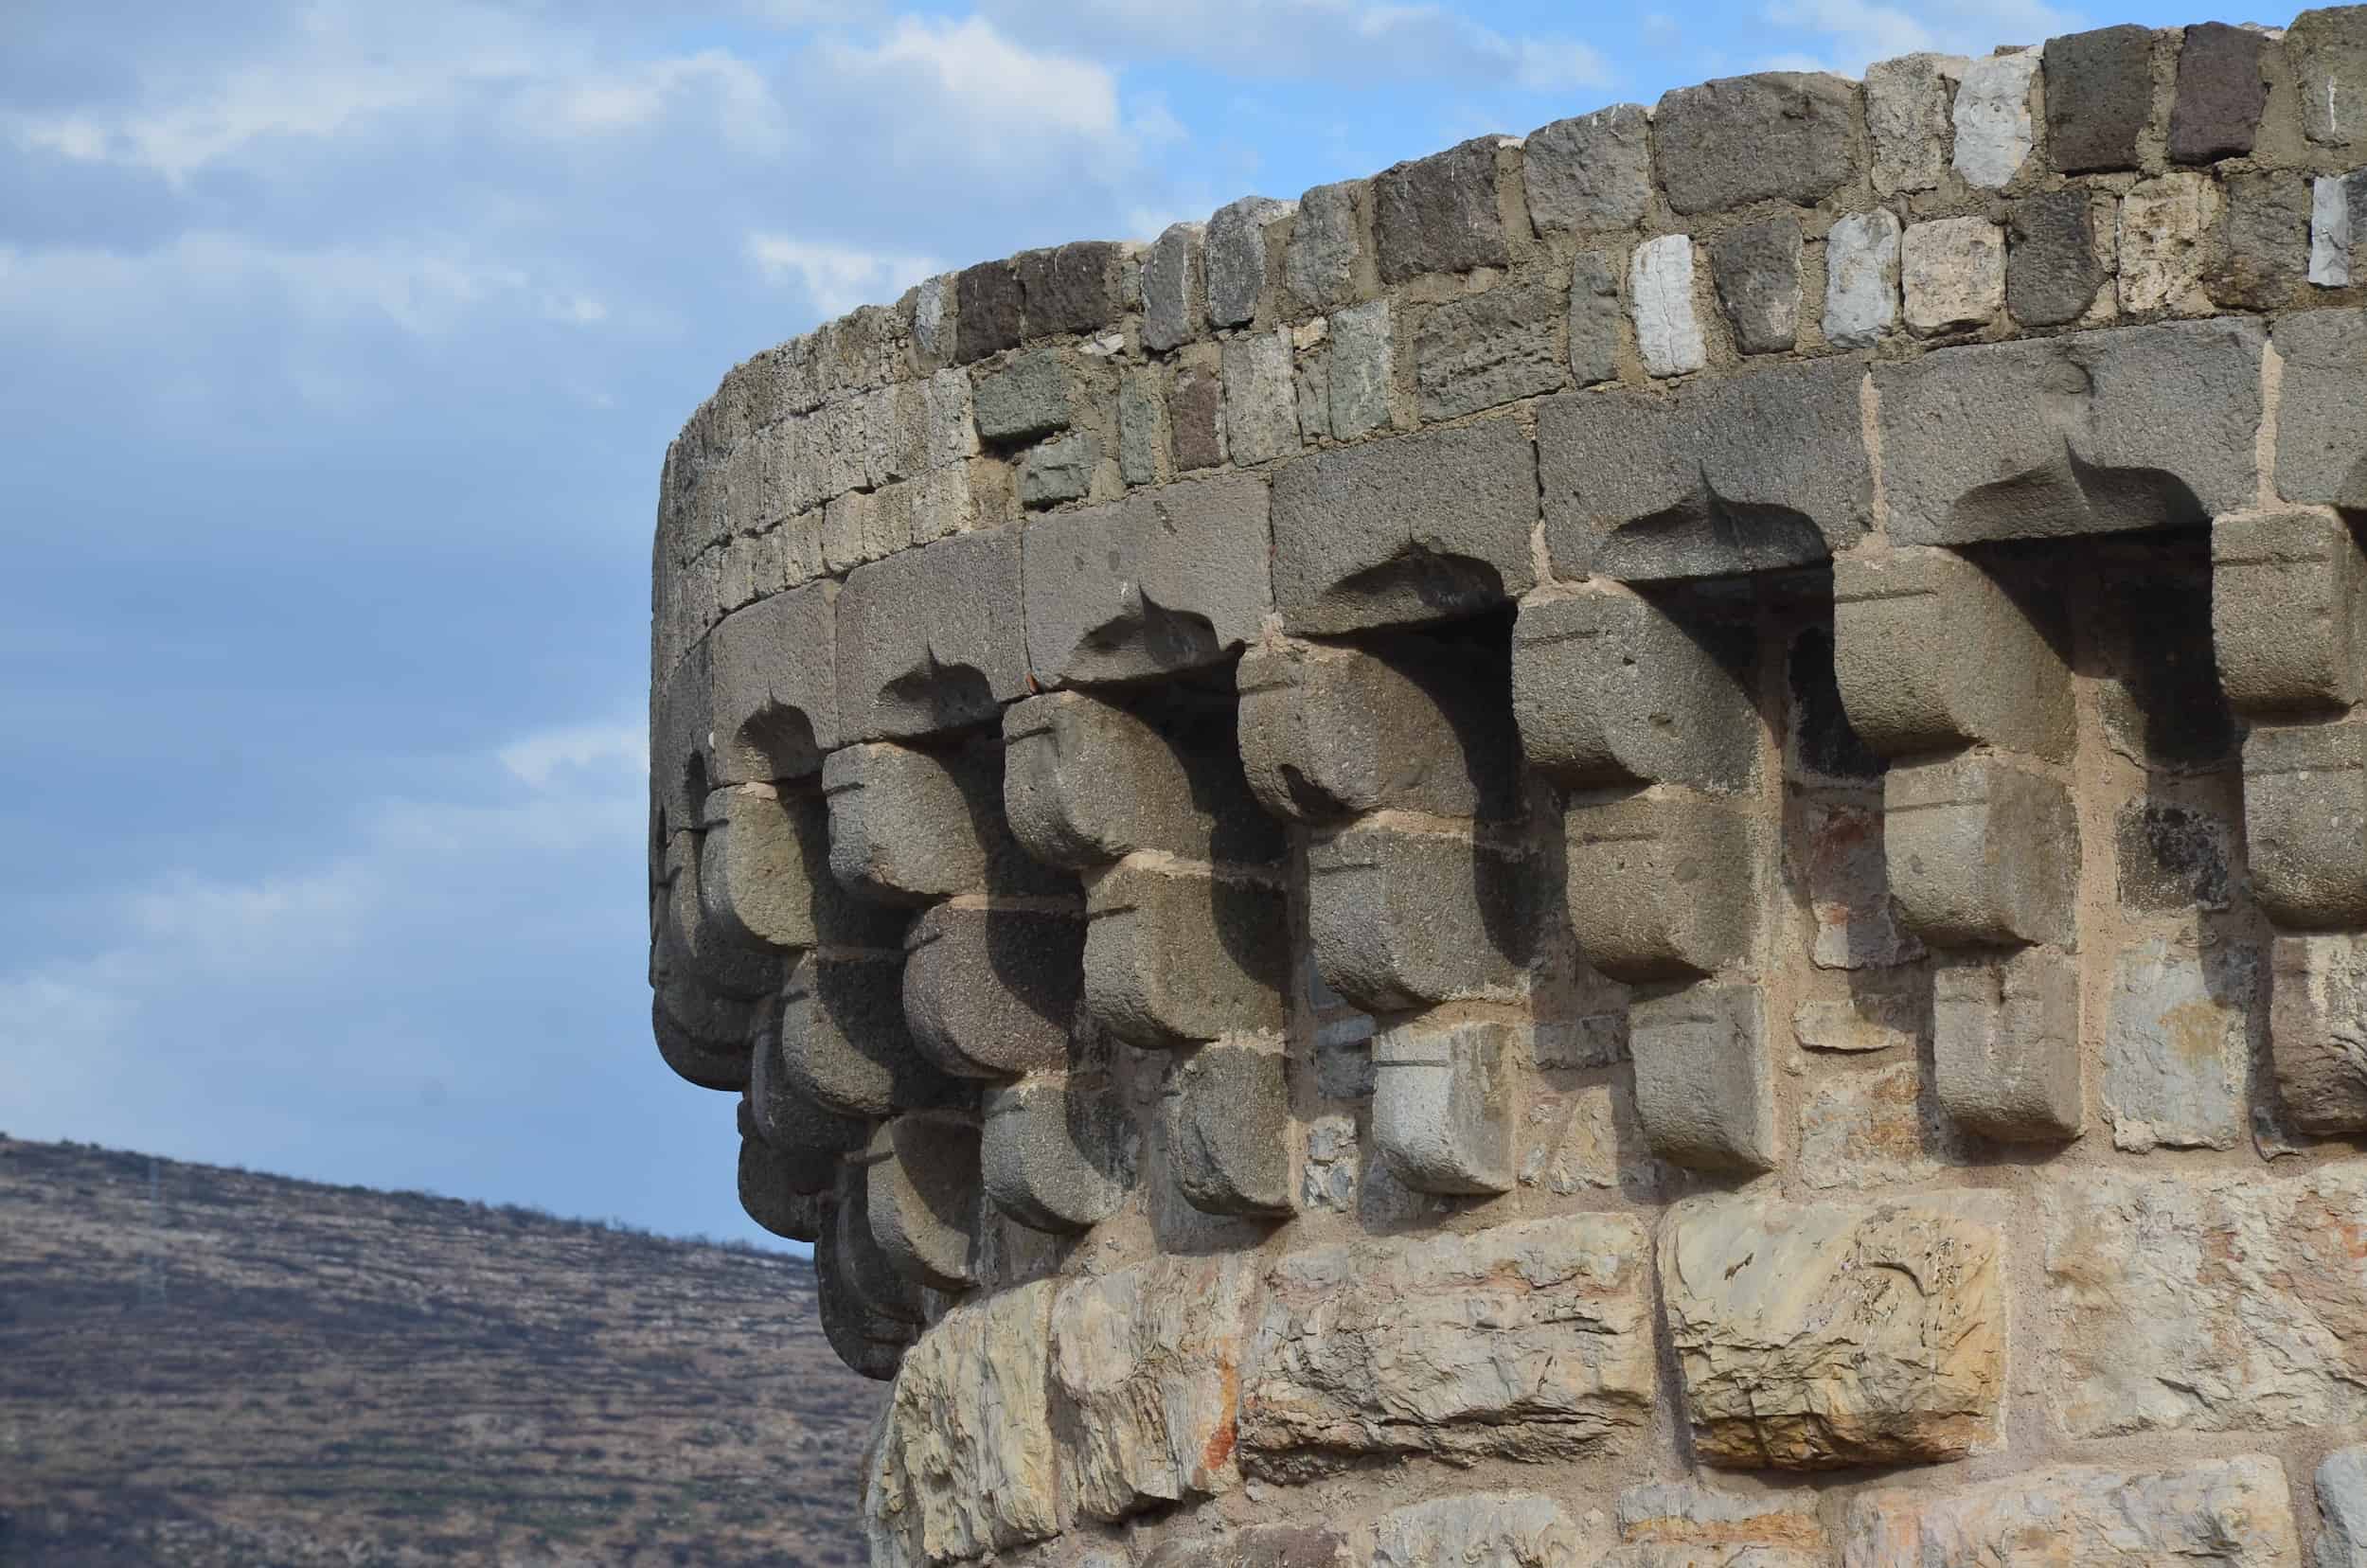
(653, 11, 2367, 1565)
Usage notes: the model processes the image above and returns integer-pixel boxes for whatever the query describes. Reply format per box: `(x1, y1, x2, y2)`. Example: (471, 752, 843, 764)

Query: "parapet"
(650, 12, 2367, 1565)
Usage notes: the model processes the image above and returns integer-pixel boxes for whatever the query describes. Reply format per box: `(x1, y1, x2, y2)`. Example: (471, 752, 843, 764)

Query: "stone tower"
(650, 14, 2367, 1565)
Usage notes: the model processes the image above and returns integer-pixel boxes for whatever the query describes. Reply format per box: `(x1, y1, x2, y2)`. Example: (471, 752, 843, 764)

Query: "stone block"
(658, 829, 784, 1000)
(1798, 798, 1923, 971)
(902, 903, 1082, 1079)
(2102, 937, 2255, 1152)
(1569, 250, 1621, 386)
(1799, 1057, 1963, 1191)
(974, 348, 1077, 446)
(953, 258, 1023, 365)
(1051, 1253, 1255, 1521)
(2273, 311, 2367, 508)
(2172, 22, 2272, 163)
(864, 1279, 1062, 1567)
(1146, 1529, 1347, 1568)
(1207, 195, 1292, 329)
(2244, 719, 2367, 927)
(1238, 1215, 1654, 1465)
(1833, 546, 2073, 760)
(1117, 366, 1166, 488)
(2008, 188, 2111, 328)
(836, 529, 1026, 739)
(1085, 857, 1287, 1046)
(824, 740, 1060, 904)
(865, 1113, 982, 1292)
(747, 1029, 868, 1189)
(1710, 217, 1802, 355)
(1143, 222, 1205, 353)
(1617, 1481, 1827, 1567)
(1513, 591, 1759, 792)
(1794, 993, 1919, 1054)
(2271, 934, 2367, 1135)
(981, 1071, 1132, 1233)
(1018, 432, 1096, 509)
(699, 785, 902, 955)
(1824, 208, 1902, 349)
(1539, 357, 1870, 580)
(1630, 983, 1776, 1173)
(1371, 1496, 1581, 1568)
(1933, 946, 2083, 1142)
(1308, 825, 1532, 1012)
(2045, 25, 2159, 173)
(1875, 317, 2264, 545)
(911, 273, 956, 370)
(2213, 170, 2318, 309)
(2293, 6, 2367, 153)
(1221, 329, 1299, 465)
(1371, 1018, 1517, 1195)
(1327, 297, 1394, 439)
(1903, 217, 2005, 336)
(1953, 49, 2042, 189)
(781, 950, 970, 1119)
(650, 641, 713, 838)
(1270, 419, 1538, 634)
(1655, 72, 1857, 216)
(1004, 692, 1200, 867)
(1842, 1456, 2300, 1568)
(1285, 179, 1366, 309)
(2313, 173, 2360, 288)
(1016, 240, 1126, 338)
(737, 1131, 826, 1243)
(1628, 234, 1706, 379)
(1373, 136, 1508, 283)
(2117, 800, 2234, 912)
(1662, 1193, 2004, 1469)
(814, 1218, 918, 1381)
(1170, 361, 1223, 472)
(1163, 1042, 1292, 1218)
(1563, 791, 1759, 981)
(2216, 511, 2367, 714)
(1523, 105, 1651, 238)
(2318, 1446, 2367, 1566)
(833, 1163, 926, 1327)
(1884, 756, 2079, 948)
(2118, 171, 2219, 312)
(1867, 53, 1965, 194)
(2044, 1162, 2367, 1435)
(1415, 278, 1562, 420)
(653, 978, 756, 1092)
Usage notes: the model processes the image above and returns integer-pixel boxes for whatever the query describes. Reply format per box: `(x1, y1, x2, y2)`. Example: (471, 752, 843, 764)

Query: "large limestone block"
(1876, 317, 2264, 545)
(1370, 1495, 1583, 1568)
(836, 530, 1027, 740)
(1537, 358, 1870, 582)
(1614, 1481, 1826, 1568)
(1513, 591, 1760, 793)
(1238, 1215, 1655, 1467)
(2047, 1163, 2367, 1435)
(2102, 935, 2254, 1153)
(1051, 1253, 1256, 1522)
(706, 580, 839, 784)
(865, 1279, 1064, 1568)
(1661, 1194, 2006, 1469)
(1842, 1455, 2300, 1567)
(1833, 546, 2073, 760)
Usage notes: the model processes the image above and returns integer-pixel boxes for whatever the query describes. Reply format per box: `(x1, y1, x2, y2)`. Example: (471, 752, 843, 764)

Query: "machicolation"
(651, 12, 2367, 1565)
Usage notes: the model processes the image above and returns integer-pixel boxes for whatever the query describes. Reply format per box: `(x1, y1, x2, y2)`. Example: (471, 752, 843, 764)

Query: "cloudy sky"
(2, 0, 2219, 1245)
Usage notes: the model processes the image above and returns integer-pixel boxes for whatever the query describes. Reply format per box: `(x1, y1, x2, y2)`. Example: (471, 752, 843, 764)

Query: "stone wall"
(650, 12, 2367, 1565)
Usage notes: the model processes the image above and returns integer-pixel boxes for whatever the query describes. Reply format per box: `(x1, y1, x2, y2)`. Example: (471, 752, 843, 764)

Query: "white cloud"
(746, 235, 944, 317)
(828, 15, 1122, 139)
(1761, 0, 2085, 76)
(499, 722, 647, 791)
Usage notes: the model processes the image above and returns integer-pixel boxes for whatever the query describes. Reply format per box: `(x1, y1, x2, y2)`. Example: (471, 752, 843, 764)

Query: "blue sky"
(0, 0, 2220, 1245)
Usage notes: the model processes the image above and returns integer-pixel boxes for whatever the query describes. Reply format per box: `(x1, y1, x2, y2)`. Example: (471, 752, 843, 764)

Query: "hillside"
(0, 1136, 880, 1566)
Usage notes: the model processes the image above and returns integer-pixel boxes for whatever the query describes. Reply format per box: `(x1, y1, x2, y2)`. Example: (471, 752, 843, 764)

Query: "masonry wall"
(650, 12, 2367, 1566)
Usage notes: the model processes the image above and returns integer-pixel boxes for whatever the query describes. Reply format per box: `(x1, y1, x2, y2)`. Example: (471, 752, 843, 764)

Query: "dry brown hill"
(0, 1135, 879, 1566)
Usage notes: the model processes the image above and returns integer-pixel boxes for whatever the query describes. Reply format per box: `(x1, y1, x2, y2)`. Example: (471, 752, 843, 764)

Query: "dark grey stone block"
(780, 950, 971, 1119)
(1512, 591, 1760, 793)
(1084, 859, 1289, 1047)
(1883, 756, 2080, 948)
(1654, 73, 1857, 216)
(1522, 104, 1652, 235)
(1015, 241, 1127, 339)
(973, 348, 1077, 445)
(954, 258, 1023, 364)
(707, 581, 838, 785)
(1307, 824, 1533, 1012)
(1171, 363, 1223, 472)
(864, 1113, 982, 1292)
(1415, 279, 1564, 420)
(1143, 223, 1205, 353)
(2244, 718, 2367, 928)
(2213, 510, 2367, 715)
(1628, 982, 1774, 1173)
(2006, 189, 2108, 328)
(2272, 310, 2367, 508)
(1710, 217, 1803, 356)
(2043, 26, 2158, 173)
(2212, 170, 2312, 310)
(1569, 251, 1621, 388)
(902, 902, 1083, 1079)
(1372, 1019, 1516, 1195)
(1163, 1043, 1293, 1218)
(1933, 949, 2083, 1142)
(1373, 136, 1510, 283)
(739, 1131, 828, 1243)
(1286, 179, 1368, 309)
(1562, 791, 1758, 983)
(1207, 195, 1293, 329)
(2291, 6, 2367, 152)
(2170, 21, 2271, 163)
(836, 529, 1026, 740)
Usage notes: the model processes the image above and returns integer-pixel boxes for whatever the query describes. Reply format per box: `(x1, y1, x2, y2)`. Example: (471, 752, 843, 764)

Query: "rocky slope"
(0, 1135, 879, 1565)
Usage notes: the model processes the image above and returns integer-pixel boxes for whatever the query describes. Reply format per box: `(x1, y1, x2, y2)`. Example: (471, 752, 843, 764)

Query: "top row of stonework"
(727, 14, 2364, 398)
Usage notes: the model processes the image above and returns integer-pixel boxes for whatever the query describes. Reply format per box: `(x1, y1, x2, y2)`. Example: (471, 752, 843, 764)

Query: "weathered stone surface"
(2123, 171, 2220, 312)
(981, 1070, 1132, 1233)
(912, 272, 956, 370)
(1616, 1481, 1826, 1568)
(1867, 53, 1965, 194)
(837, 529, 1026, 739)
(1144, 223, 1206, 353)
(1308, 825, 1532, 1011)
(2214, 169, 2312, 309)
(737, 1130, 826, 1242)
(1286, 180, 1366, 310)
(865, 1113, 981, 1292)
(2318, 1446, 2367, 1567)
(1513, 590, 1759, 792)
(1824, 208, 1902, 349)
(865, 1279, 1062, 1567)
(1372, 1018, 1517, 1194)
(1629, 234, 1706, 379)
(1933, 947, 2083, 1142)
(902, 903, 1082, 1079)
(1631, 983, 1776, 1173)
(2293, 6, 2367, 152)
(1656, 73, 1857, 216)
(1800, 1058, 1962, 1190)
(1207, 196, 1292, 329)
(2103, 936, 2253, 1153)
(1794, 993, 1919, 1054)
(2271, 934, 2367, 1135)
(1371, 1495, 1580, 1568)
(1524, 104, 1653, 234)
(1539, 357, 1870, 580)
(1953, 50, 2043, 189)
(747, 1016, 869, 1178)
(1711, 217, 1802, 356)
(1842, 1456, 2301, 1567)
(659, 829, 787, 1000)
(1004, 692, 1201, 867)
(1018, 432, 1096, 508)
(1144, 1527, 1347, 1568)
(1833, 545, 2073, 760)
(815, 1216, 918, 1381)
(1270, 419, 1538, 634)
(1876, 317, 2264, 545)
(1570, 250, 1621, 387)
(1415, 279, 1562, 420)
(707, 581, 838, 784)
(2046, 25, 2159, 173)
(1373, 136, 1507, 283)
(1327, 297, 1394, 440)
(1222, 329, 1299, 466)
(700, 785, 900, 955)
(1797, 799, 1922, 970)
(1520, 1080, 1626, 1194)
(2244, 719, 2367, 928)
(833, 1164, 926, 1328)
(2046, 1162, 2367, 1435)
(653, 976, 756, 1092)
(2218, 512, 2367, 716)
(953, 258, 1023, 365)
(2172, 22, 2272, 164)
(1563, 791, 1758, 981)
(1903, 217, 2005, 336)
(824, 740, 1056, 903)
(1163, 1042, 1292, 1218)
(1239, 1215, 1655, 1465)
(1085, 857, 1288, 1047)
(781, 950, 970, 1120)
(2117, 800, 2234, 912)
(650, 641, 714, 837)
(2009, 188, 2111, 327)
(1118, 366, 1166, 488)
(974, 349, 1076, 446)
(2273, 311, 2367, 508)
(1016, 241, 1126, 339)
(1663, 1194, 2005, 1469)
(1884, 755, 2078, 947)
(2314, 172, 2359, 287)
